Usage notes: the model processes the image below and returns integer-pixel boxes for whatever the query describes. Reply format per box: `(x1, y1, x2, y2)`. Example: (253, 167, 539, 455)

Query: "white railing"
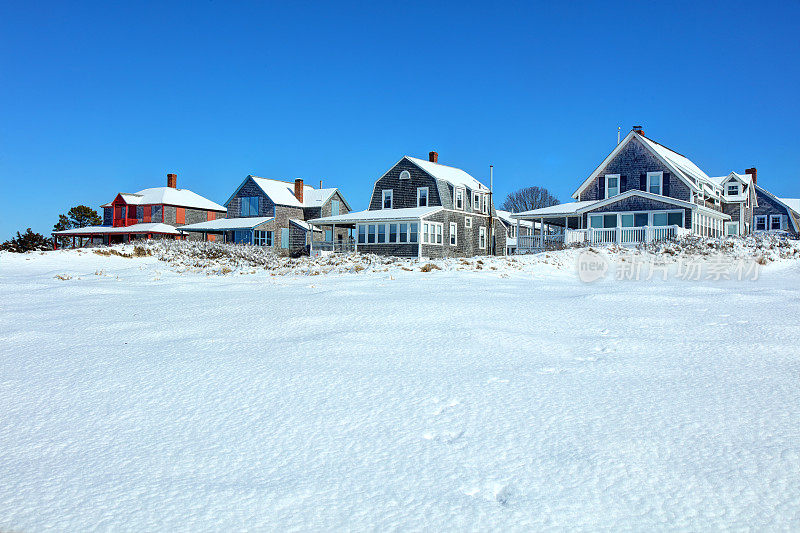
(517, 225, 685, 252)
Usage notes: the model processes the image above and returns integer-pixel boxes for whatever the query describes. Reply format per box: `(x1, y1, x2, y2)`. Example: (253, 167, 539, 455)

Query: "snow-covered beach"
(2, 245, 800, 530)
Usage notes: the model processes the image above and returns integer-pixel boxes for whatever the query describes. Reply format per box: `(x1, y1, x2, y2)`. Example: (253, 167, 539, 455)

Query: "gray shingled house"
(179, 176, 351, 253)
(510, 128, 799, 250)
(308, 152, 506, 258)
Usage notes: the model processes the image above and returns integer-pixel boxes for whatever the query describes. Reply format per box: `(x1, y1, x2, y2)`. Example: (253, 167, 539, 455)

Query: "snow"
(405, 156, 489, 192)
(53, 222, 181, 235)
(2, 241, 800, 530)
(638, 135, 714, 189)
(514, 200, 597, 217)
(103, 187, 227, 212)
(309, 206, 443, 224)
(496, 210, 533, 228)
(778, 197, 800, 214)
(178, 216, 274, 232)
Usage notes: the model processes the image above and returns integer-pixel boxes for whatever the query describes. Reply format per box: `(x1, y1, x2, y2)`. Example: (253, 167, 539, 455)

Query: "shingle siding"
(579, 137, 692, 203)
(419, 210, 507, 258)
(103, 207, 113, 226)
(583, 196, 692, 229)
(754, 188, 799, 236)
(369, 159, 442, 210)
(226, 178, 277, 218)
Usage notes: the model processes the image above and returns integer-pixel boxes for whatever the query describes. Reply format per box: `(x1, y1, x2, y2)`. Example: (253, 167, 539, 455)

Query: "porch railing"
(518, 225, 686, 252)
(311, 240, 355, 252)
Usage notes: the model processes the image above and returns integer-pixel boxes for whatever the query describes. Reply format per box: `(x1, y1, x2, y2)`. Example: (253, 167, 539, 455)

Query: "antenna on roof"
(617, 126, 621, 145)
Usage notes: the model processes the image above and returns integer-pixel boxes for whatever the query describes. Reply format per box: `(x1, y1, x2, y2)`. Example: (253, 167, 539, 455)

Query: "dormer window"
(647, 171, 663, 196)
(417, 187, 428, 207)
(382, 190, 393, 209)
(399, 170, 411, 180)
(605, 174, 620, 198)
(473, 192, 481, 211)
(455, 188, 465, 210)
(727, 184, 739, 196)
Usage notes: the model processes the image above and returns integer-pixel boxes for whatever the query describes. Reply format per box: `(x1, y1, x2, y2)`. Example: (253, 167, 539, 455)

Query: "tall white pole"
(617, 126, 621, 145)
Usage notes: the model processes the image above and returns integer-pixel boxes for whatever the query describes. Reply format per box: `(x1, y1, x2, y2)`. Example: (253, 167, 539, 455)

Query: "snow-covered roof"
(637, 136, 713, 188)
(513, 201, 597, 218)
(224, 176, 348, 210)
(778, 198, 800, 214)
(102, 188, 226, 211)
(309, 207, 443, 225)
(178, 217, 274, 232)
(290, 219, 312, 230)
(709, 172, 752, 186)
(405, 157, 489, 192)
(496, 210, 533, 227)
(53, 223, 181, 235)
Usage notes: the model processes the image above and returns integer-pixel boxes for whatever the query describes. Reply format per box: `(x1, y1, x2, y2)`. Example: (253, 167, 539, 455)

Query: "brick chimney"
(167, 173, 177, 188)
(294, 178, 304, 203)
(632, 126, 644, 136)
(429, 151, 438, 163)
(745, 167, 757, 185)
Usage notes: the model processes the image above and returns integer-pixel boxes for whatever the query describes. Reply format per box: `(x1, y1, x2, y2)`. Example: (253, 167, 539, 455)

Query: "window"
(770, 215, 783, 230)
(377, 224, 386, 243)
(455, 188, 465, 210)
(325, 230, 332, 241)
(358, 225, 366, 244)
(727, 184, 739, 196)
(726, 222, 739, 236)
(382, 190, 393, 209)
(605, 174, 620, 198)
(465, 217, 472, 228)
(479, 226, 487, 249)
(399, 223, 408, 243)
(755, 215, 767, 231)
(652, 213, 668, 226)
(368, 224, 377, 243)
(589, 215, 604, 229)
(331, 200, 340, 216)
(449, 222, 457, 246)
(241, 196, 259, 216)
(409, 223, 418, 243)
(422, 222, 443, 245)
(389, 223, 398, 243)
(176, 207, 185, 224)
(233, 230, 251, 244)
(647, 171, 663, 196)
(620, 213, 634, 227)
(399, 170, 411, 180)
(589, 214, 617, 228)
(254, 230, 273, 246)
(667, 212, 682, 226)
(482, 195, 488, 214)
(473, 192, 481, 211)
(417, 187, 429, 207)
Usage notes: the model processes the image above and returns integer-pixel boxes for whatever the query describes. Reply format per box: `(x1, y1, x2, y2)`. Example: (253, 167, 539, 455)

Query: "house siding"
(369, 159, 442, 210)
(579, 137, 692, 204)
(583, 196, 692, 229)
(357, 242, 419, 258)
(226, 178, 277, 218)
(103, 207, 113, 226)
(419, 210, 507, 258)
(754, 188, 799, 236)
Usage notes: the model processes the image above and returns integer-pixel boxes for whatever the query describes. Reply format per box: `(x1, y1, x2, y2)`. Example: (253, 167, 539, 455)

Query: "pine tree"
(0, 229, 52, 253)
(52, 205, 102, 247)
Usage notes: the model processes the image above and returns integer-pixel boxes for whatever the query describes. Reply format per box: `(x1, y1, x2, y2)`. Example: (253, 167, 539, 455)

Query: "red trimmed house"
(53, 173, 227, 247)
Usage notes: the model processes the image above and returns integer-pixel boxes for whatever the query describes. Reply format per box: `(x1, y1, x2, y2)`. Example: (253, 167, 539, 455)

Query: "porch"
(517, 225, 689, 252)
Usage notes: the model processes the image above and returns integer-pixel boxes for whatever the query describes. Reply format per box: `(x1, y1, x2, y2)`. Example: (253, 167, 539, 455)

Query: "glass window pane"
(620, 214, 634, 227)
(377, 224, 386, 243)
(667, 212, 682, 226)
(604, 214, 617, 228)
(409, 223, 418, 243)
(389, 223, 398, 242)
(400, 223, 408, 243)
(368, 224, 376, 243)
(653, 213, 668, 226)
(590, 215, 603, 228)
(634, 213, 648, 227)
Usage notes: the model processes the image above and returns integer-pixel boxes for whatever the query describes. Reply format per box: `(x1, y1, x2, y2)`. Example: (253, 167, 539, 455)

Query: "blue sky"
(1, 1, 799, 240)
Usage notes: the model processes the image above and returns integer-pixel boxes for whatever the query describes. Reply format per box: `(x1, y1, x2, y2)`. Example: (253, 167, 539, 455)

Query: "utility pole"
(489, 164, 494, 256)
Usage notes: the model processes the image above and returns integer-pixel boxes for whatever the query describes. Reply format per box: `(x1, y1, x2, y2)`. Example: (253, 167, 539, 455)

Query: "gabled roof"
(405, 156, 490, 192)
(572, 131, 719, 200)
(224, 176, 349, 210)
(102, 188, 226, 211)
(513, 201, 596, 218)
(778, 197, 800, 214)
(709, 172, 752, 186)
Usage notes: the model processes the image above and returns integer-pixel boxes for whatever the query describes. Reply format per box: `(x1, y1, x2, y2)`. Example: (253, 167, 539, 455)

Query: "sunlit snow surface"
(1, 249, 799, 530)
